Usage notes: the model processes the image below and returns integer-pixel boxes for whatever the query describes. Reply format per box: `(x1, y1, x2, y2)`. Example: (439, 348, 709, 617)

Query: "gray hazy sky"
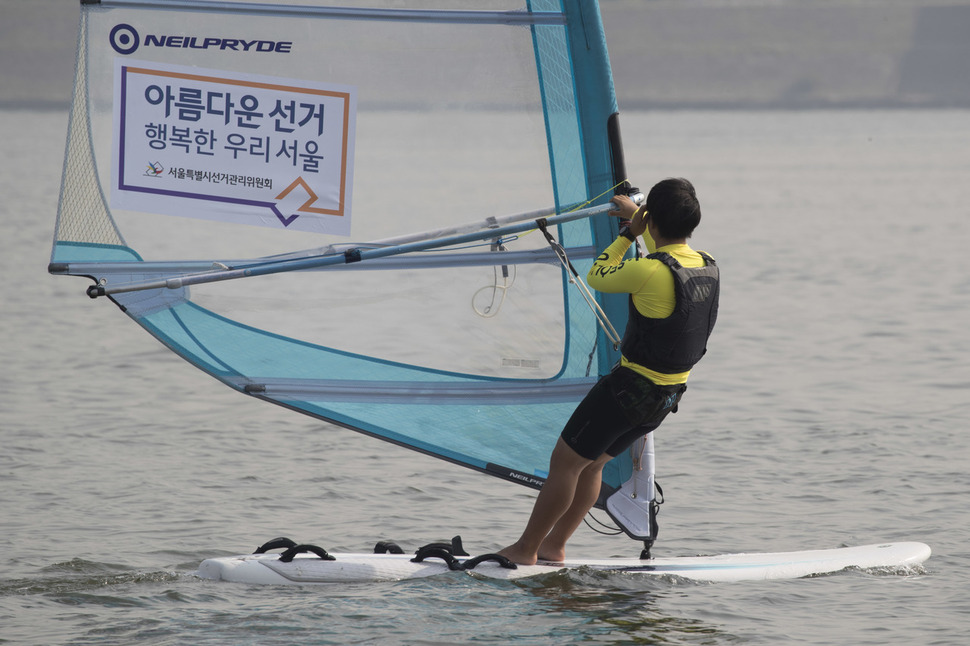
(2, 0, 969, 109)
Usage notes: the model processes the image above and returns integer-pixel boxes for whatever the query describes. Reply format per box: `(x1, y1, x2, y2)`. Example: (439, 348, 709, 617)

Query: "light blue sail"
(51, 0, 650, 538)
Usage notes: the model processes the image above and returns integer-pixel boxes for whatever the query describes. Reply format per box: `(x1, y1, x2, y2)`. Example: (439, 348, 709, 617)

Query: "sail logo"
(274, 177, 330, 227)
(109, 24, 293, 56)
(112, 59, 356, 236)
(110, 24, 139, 55)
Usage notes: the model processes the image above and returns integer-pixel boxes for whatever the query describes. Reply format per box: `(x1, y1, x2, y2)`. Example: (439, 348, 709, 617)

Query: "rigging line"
(472, 266, 515, 318)
(417, 234, 522, 254)
(489, 181, 625, 251)
(472, 240, 516, 318)
(535, 220, 622, 349)
(538, 178, 637, 355)
(583, 512, 623, 536)
(560, 179, 631, 216)
(466, 184, 626, 319)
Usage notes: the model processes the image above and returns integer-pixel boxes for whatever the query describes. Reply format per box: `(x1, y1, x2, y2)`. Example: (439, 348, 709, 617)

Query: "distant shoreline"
(8, 101, 968, 113)
(5, 1, 970, 110)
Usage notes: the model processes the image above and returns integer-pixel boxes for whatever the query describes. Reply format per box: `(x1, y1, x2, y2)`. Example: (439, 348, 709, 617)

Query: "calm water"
(2, 108, 968, 645)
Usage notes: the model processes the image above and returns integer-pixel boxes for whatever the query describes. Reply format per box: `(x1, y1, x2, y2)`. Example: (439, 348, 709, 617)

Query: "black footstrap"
(374, 540, 405, 554)
(253, 537, 298, 554)
(411, 546, 463, 570)
(279, 544, 336, 563)
(460, 553, 517, 571)
(411, 543, 517, 571)
(414, 535, 469, 557)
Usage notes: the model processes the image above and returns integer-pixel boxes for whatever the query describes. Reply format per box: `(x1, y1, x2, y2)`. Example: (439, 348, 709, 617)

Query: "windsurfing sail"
(50, 0, 660, 546)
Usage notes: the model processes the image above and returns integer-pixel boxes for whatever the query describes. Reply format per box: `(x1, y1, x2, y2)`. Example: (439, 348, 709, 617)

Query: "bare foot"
(496, 544, 538, 566)
(536, 543, 566, 563)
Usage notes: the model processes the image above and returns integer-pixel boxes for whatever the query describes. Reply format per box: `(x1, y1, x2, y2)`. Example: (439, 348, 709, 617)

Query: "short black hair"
(645, 178, 701, 239)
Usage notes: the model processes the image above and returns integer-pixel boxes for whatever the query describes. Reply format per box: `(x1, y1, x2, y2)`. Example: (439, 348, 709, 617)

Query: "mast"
(551, 1, 660, 549)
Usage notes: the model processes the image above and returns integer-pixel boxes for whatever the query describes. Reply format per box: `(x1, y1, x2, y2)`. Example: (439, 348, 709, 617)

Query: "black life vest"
(620, 251, 719, 374)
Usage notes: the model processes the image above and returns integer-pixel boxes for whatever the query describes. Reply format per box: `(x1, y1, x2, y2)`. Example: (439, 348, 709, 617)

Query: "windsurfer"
(497, 178, 719, 565)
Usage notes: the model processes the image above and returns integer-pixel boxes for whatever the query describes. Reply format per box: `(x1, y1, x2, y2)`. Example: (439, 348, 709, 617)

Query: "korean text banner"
(111, 59, 357, 235)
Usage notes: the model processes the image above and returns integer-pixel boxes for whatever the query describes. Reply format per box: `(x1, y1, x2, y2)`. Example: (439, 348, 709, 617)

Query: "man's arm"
(587, 236, 655, 294)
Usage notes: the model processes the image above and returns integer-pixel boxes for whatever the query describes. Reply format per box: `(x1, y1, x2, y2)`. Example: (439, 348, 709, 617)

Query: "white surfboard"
(197, 541, 930, 584)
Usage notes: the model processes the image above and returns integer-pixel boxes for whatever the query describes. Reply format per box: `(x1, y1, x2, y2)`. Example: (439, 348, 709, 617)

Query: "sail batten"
(95, 0, 567, 26)
(239, 376, 596, 405)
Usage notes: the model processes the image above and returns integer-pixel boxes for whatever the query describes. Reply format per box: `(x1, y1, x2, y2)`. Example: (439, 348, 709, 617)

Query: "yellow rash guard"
(587, 232, 710, 386)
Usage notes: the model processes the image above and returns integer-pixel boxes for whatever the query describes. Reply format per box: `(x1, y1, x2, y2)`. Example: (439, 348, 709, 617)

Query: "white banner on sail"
(111, 59, 356, 235)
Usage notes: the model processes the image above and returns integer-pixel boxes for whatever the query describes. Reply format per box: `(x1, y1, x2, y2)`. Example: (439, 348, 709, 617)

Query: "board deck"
(196, 541, 930, 584)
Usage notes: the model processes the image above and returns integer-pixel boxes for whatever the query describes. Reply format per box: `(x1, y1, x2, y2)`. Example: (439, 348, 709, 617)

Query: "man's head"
(645, 178, 701, 240)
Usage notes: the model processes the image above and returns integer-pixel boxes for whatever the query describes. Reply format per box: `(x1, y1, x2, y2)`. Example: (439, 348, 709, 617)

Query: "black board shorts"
(560, 366, 686, 460)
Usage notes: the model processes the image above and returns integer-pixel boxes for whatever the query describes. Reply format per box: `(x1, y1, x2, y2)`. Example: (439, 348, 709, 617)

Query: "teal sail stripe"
(552, 0, 627, 378)
(534, 0, 633, 486)
(51, 241, 142, 264)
